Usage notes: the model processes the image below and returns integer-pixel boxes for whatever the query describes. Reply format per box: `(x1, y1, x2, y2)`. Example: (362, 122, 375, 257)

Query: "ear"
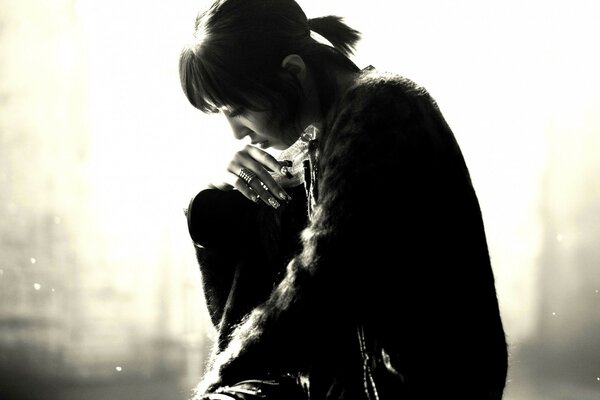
(281, 54, 307, 82)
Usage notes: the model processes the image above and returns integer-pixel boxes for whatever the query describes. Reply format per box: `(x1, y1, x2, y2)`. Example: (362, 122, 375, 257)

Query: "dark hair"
(179, 0, 361, 127)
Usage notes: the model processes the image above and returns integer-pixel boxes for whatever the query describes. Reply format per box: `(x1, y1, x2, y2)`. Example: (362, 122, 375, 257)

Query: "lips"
(250, 140, 270, 149)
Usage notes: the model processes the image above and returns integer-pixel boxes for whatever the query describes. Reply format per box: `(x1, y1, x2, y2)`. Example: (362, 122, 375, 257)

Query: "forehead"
(218, 101, 271, 115)
(218, 106, 268, 121)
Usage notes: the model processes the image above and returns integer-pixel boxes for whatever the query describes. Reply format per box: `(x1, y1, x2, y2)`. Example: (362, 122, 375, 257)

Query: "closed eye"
(228, 107, 245, 118)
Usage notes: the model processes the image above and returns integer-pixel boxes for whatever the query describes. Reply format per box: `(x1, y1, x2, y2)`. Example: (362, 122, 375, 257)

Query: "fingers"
(237, 166, 291, 209)
(244, 174, 283, 209)
(228, 145, 293, 208)
(243, 145, 284, 173)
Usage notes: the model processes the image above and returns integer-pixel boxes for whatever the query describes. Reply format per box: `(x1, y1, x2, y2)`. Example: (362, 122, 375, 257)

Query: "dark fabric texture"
(187, 67, 509, 399)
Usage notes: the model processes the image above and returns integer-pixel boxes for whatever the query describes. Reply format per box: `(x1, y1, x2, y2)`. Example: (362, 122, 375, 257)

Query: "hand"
(209, 145, 293, 209)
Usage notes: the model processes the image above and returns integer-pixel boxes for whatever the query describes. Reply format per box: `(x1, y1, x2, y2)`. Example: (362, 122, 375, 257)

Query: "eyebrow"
(219, 106, 244, 118)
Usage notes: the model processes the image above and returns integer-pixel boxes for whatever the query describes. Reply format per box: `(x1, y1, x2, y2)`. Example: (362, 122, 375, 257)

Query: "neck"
(300, 67, 359, 134)
(334, 68, 359, 96)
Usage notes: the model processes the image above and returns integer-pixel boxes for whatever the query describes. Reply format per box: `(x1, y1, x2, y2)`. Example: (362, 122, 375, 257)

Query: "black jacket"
(187, 67, 508, 399)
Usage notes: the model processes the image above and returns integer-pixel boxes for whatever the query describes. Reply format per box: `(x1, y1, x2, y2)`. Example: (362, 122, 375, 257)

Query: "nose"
(224, 115, 252, 141)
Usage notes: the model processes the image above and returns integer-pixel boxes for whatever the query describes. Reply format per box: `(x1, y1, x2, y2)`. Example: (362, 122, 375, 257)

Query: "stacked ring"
(238, 167, 258, 185)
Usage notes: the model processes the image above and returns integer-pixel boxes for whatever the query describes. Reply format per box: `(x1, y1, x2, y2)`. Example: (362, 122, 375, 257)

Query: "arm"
(187, 188, 257, 328)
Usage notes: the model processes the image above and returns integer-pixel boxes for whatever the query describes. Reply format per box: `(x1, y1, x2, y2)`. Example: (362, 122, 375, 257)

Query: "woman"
(180, 0, 509, 399)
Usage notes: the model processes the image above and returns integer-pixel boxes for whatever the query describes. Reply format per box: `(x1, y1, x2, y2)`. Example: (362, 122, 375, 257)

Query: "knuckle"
(227, 160, 238, 171)
(232, 152, 244, 163)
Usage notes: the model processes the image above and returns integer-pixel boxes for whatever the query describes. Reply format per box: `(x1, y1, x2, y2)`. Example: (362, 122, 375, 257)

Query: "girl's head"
(179, 0, 361, 148)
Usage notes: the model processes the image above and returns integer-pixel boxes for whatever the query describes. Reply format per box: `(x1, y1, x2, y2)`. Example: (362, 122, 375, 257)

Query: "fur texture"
(187, 67, 508, 399)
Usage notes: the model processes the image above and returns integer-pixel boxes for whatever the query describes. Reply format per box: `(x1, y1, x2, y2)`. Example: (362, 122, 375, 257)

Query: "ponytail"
(180, 0, 362, 123)
(308, 16, 361, 57)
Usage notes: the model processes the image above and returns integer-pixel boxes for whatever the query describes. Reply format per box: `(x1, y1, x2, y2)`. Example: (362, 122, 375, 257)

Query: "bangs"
(179, 47, 269, 114)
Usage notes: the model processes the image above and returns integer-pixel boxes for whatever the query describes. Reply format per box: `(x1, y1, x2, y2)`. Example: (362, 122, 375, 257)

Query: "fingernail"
(279, 191, 292, 201)
(268, 197, 280, 209)
(280, 166, 294, 179)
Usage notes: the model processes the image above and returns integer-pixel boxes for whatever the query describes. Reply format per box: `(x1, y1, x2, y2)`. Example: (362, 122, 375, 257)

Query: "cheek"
(256, 119, 281, 140)
(247, 113, 271, 134)
(249, 112, 294, 144)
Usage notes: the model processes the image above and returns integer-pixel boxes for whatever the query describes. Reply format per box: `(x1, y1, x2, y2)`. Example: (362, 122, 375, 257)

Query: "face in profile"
(220, 106, 302, 151)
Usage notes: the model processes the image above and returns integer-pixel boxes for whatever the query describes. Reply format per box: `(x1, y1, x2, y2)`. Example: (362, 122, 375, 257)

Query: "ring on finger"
(238, 167, 258, 185)
(258, 180, 269, 191)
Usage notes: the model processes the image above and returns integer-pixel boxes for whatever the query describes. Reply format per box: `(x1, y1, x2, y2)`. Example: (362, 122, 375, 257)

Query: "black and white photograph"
(1, 0, 599, 399)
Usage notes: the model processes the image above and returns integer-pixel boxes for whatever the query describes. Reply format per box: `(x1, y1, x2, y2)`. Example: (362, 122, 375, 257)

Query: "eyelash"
(228, 108, 244, 118)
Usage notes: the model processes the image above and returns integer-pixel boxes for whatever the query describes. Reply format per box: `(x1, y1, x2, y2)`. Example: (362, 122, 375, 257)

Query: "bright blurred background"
(0, 0, 599, 399)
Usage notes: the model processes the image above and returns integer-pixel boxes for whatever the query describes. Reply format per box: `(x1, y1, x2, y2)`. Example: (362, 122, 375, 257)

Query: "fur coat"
(186, 67, 509, 399)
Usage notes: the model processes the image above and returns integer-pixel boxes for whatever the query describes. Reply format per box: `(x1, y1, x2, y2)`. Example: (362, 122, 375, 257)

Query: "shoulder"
(325, 67, 442, 141)
(354, 66, 429, 95)
(338, 66, 435, 116)
(321, 66, 461, 174)
(324, 67, 441, 146)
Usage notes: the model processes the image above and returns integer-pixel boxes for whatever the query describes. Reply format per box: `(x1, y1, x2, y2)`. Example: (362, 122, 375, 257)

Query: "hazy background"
(1, 0, 599, 399)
